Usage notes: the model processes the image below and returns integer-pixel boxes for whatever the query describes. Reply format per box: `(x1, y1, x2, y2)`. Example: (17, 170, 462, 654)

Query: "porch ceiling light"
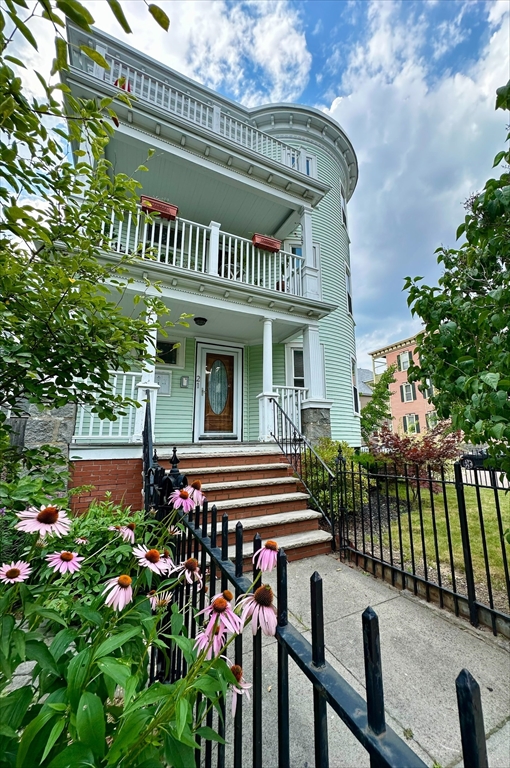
(194, 317, 207, 326)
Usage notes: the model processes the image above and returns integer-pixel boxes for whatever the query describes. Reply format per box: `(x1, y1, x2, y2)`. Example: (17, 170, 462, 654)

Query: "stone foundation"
(15, 403, 77, 460)
(301, 407, 331, 442)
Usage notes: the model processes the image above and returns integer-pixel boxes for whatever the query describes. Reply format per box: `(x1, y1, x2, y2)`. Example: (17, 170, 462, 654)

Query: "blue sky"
(11, 0, 510, 367)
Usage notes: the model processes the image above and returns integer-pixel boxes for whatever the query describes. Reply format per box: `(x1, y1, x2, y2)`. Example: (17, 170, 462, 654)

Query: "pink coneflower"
(74, 537, 89, 545)
(196, 591, 242, 635)
(132, 545, 170, 575)
(229, 663, 252, 717)
(253, 540, 279, 573)
(169, 489, 195, 512)
(46, 551, 84, 575)
(15, 505, 71, 538)
(0, 560, 32, 584)
(194, 624, 226, 659)
(237, 584, 277, 636)
(169, 557, 203, 588)
(185, 480, 205, 506)
(108, 523, 136, 544)
(103, 574, 133, 611)
(147, 589, 172, 610)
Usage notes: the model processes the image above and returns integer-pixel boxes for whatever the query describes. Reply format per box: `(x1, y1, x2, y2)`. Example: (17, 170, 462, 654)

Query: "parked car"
(460, 449, 495, 470)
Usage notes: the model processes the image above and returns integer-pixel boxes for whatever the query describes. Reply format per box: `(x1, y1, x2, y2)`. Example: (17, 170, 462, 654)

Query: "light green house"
(65, 22, 361, 457)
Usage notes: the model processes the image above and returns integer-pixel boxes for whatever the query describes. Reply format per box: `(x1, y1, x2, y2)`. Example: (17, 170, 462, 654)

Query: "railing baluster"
(456, 669, 488, 768)
(311, 572, 329, 768)
(234, 521, 244, 767)
(277, 548, 290, 768)
(252, 534, 262, 768)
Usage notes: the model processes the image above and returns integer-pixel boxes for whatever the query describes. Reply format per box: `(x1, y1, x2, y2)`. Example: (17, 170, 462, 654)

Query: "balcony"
(103, 208, 305, 297)
(72, 51, 303, 175)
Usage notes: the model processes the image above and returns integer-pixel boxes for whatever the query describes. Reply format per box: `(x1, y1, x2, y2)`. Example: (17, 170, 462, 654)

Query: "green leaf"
(0, 723, 18, 739)
(47, 742, 96, 768)
(76, 691, 105, 759)
(175, 698, 188, 739)
(4, 55, 26, 67)
(79, 45, 110, 70)
(7, 10, 38, 49)
(16, 708, 57, 767)
(72, 604, 103, 627)
(55, 0, 92, 31)
(148, 4, 170, 31)
(40, 716, 67, 764)
(25, 603, 68, 628)
(50, 628, 77, 662)
(107, 710, 152, 765)
(0, 686, 33, 731)
(93, 626, 141, 660)
(0, 615, 15, 657)
(106, 0, 132, 33)
(124, 681, 175, 713)
(163, 731, 195, 768)
(480, 372, 500, 390)
(96, 657, 131, 688)
(195, 726, 226, 744)
(25, 639, 60, 676)
(66, 647, 92, 710)
(51, 36, 69, 74)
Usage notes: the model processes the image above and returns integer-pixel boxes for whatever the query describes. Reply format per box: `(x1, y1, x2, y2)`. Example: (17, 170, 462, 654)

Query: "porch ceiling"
(106, 135, 297, 240)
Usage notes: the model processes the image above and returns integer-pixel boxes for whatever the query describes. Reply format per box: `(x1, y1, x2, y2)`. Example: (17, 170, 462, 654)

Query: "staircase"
(159, 444, 332, 564)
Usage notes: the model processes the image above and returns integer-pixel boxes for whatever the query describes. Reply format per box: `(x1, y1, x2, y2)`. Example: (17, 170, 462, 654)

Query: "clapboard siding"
(154, 339, 195, 442)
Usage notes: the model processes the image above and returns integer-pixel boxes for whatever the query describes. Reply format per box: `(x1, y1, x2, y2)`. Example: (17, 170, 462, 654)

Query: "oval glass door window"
(208, 359, 228, 414)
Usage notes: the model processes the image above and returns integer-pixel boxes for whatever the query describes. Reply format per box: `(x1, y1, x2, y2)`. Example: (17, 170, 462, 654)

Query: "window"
(291, 245, 303, 258)
(403, 414, 420, 433)
(293, 349, 305, 388)
(346, 268, 353, 315)
(422, 378, 434, 399)
(304, 154, 317, 178)
(156, 339, 185, 368)
(400, 382, 416, 402)
(340, 183, 348, 227)
(426, 411, 438, 430)
(397, 350, 413, 371)
(352, 358, 359, 414)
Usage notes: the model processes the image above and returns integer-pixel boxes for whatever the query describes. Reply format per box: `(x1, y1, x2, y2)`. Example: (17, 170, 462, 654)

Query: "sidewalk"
(252, 553, 510, 768)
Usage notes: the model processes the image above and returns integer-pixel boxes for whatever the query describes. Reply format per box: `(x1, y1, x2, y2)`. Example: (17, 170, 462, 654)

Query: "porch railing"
(91, 54, 303, 172)
(73, 370, 142, 441)
(102, 209, 306, 296)
(273, 385, 307, 431)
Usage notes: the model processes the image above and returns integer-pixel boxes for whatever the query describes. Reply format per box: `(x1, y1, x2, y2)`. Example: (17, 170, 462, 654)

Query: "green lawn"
(386, 483, 510, 602)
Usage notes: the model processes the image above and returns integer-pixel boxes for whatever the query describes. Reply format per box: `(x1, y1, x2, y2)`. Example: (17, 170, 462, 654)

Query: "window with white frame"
(340, 182, 348, 227)
(422, 378, 434, 399)
(292, 349, 305, 388)
(346, 268, 353, 315)
(303, 152, 317, 178)
(400, 382, 416, 402)
(403, 414, 420, 433)
(352, 358, 359, 414)
(156, 338, 186, 368)
(397, 350, 413, 371)
(426, 411, 438, 430)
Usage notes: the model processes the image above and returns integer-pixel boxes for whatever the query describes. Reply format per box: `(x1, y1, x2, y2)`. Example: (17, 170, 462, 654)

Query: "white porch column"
(303, 324, 325, 400)
(300, 206, 321, 300)
(131, 314, 160, 443)
(208, 221, 221, 276)
(257, 317, 275, 442)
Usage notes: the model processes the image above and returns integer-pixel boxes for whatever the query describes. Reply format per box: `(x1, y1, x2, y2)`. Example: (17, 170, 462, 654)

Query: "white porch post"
(300, 206, 321, 300)
(208, 221, 221, 276)
(131, 314, 159, 443)
(257, 317, 275, 442)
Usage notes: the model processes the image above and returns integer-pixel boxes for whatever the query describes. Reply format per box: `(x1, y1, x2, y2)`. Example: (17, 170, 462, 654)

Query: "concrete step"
(202, 476, 299, 501)
(217, 509, 323, 545)
(158, 444, 284, 470)
(227, 529, 332, 565)
(178, 463, 293, 483)
(213, 492, 309, 520)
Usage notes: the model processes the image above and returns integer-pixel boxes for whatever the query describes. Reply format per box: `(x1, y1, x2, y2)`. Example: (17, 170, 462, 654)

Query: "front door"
(194, 344, 242, 441)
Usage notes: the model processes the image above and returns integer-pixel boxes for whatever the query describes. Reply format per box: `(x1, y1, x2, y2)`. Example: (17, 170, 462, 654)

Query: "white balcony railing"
(102, 209, 305, 297)
(73, 371, 142, 441)
(274, 386, 308, 432)
(91, 54, 302, 173)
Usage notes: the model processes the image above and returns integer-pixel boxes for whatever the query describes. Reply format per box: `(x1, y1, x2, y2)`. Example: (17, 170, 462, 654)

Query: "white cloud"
(321, 0, 509, 368)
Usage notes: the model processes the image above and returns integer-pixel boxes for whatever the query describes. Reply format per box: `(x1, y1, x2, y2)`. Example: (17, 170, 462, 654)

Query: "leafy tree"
(360, 364, 396, 443)
(405, 81, 510, 477)
(0, 0, 176, 436)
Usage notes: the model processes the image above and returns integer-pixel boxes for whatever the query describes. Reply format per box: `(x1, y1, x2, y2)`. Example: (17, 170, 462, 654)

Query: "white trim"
(194, 342, 243, 442)
(285, 341, 303, 387)
(70, 446, 143, 460)
(302, 151, 317, 179)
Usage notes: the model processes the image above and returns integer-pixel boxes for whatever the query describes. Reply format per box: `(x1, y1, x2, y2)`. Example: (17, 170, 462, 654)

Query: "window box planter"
(252, 233, 281, 253)
(140, 196, 178, 220)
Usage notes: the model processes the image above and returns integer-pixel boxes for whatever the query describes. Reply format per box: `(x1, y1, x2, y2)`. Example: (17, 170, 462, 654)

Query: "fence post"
(277, 549, 290, 768)
(311, 572, 329, 768)
(454, 462, 479, 627)
(252, 534, 263, 768)
(456, 669, 488, 768)
(363, 607, 386, 768)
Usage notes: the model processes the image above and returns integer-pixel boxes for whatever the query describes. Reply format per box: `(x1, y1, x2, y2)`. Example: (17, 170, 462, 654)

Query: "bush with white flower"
(0, 485, 281, 766)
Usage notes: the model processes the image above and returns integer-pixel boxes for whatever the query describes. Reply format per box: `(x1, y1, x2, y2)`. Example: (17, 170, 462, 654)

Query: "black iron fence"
(146, 492, 491, 768)
(270, 399, 510, 637)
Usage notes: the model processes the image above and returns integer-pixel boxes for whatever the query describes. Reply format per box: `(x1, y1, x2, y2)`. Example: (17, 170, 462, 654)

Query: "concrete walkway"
(249, 553, 510, 768)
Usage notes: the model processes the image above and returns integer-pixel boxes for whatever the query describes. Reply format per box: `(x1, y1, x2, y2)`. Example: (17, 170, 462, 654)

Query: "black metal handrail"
(270, 396, 335, 528)
(155, 491, 490, 768)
